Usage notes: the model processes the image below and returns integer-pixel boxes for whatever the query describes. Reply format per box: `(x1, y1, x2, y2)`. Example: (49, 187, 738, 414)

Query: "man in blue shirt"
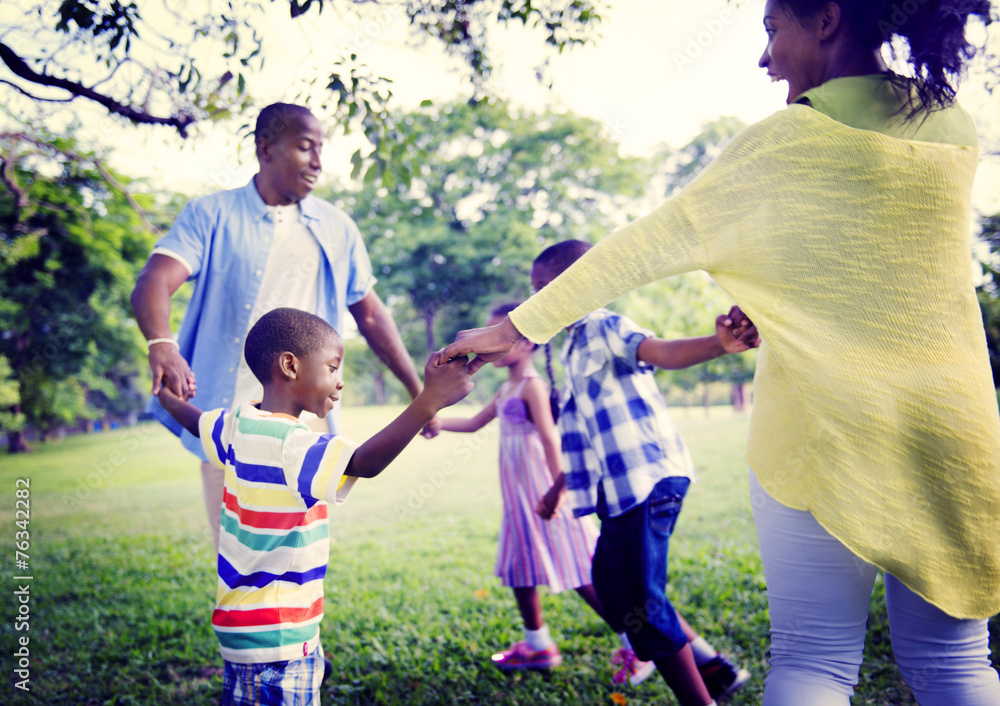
(131, 103, 429, 550)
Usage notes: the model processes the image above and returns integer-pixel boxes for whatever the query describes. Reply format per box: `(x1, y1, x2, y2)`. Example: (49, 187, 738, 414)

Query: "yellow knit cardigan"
(509, 104, 1000, 619)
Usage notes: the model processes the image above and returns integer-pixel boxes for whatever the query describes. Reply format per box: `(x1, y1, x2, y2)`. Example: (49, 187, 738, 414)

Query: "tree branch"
(0, 155, 29, 219)
(0, 41, 194, 137)
(0, 132, 163, 236)
(90, 160, 163, 237)
(0, 79, 77, 103)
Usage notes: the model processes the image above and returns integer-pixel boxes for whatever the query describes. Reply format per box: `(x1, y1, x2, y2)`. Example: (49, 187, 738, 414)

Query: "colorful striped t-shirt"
(199, 404, 359, 664)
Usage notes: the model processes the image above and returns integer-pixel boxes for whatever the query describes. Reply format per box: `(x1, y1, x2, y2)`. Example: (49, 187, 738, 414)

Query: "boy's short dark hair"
(491, 301, 522, 319)
(245, 308, 340, 384)
(534, 239, 592, 277)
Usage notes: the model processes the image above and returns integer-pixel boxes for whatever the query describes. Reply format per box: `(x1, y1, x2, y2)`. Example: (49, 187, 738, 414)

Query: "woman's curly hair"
(781, 0, 994, 117)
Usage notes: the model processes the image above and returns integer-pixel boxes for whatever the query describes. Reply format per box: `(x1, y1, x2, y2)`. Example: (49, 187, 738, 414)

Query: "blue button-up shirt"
(147, 179, 375, 459)
(559, 309, 695, 519)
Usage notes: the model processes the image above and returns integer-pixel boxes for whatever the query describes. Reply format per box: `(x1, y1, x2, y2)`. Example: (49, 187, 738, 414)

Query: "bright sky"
(94, 0, 998, 215)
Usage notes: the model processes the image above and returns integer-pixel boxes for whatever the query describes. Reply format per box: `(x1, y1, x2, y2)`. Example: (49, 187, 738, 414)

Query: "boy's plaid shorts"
(222, 645, 323, 705)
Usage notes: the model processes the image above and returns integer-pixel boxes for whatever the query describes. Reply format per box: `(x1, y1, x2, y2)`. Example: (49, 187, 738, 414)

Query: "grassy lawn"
(0, 405, 995, 704)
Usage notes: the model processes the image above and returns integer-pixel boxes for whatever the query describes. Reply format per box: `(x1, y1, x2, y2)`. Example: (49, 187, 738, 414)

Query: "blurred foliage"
(653, 115, 747, 198)
(0, 354, 24, 435)
(1, 0, 603, 185)
(0, 122, 161, 450)
(977, 212, 1000, 387)
(321, 98, 648, 358)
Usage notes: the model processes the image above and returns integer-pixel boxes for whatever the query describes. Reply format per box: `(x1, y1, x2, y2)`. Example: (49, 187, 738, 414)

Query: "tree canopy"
(0, 124, 160, 450)
(0, 0, 602, 179)
(321, 98, 648, 356)
(654, 115, 747, 198)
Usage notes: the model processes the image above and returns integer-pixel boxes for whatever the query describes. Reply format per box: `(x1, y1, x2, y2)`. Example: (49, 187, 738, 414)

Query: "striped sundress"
(494, 372, 599, 592)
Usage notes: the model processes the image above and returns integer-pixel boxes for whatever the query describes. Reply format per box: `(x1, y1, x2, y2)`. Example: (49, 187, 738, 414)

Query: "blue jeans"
(221, 646, 323, 706)
(751, 470, 1000, 705)
(591, 476, 691, 662)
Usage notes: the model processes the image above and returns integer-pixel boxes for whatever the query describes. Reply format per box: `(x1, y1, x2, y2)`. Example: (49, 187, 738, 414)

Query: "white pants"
(750, 470, 1000, 705)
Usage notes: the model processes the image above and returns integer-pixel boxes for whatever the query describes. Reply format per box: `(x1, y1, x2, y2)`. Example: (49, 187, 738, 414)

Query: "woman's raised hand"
(439, 316, 524, 374)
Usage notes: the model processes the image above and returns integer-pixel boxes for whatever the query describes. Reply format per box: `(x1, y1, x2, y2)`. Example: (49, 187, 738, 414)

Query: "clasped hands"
(438, 305, 760, 372)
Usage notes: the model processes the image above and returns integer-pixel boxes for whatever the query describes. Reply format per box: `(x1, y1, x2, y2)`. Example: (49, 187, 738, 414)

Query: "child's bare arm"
(637, 307, 759, 370)
(536, 473, 566, 520)
(521, 378, 562, 482)
(637, 334, 727, 370)
(347, 353, 473, 478)
(157, 386, 203, 438)
(438, 398, 497, 433)
(520, 378, 566, 520)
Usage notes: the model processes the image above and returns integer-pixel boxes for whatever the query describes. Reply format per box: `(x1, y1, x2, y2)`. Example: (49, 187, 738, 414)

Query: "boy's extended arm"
(346, 402, 438, 478)
(637, 334, 727, 370)
(157, 387, 203, 437)
(637, 307, 759, 370)
(347, 353, 473, 479)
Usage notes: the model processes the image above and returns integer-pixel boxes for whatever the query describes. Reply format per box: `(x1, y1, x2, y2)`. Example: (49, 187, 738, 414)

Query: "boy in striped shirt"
(158, 307, 473, 705)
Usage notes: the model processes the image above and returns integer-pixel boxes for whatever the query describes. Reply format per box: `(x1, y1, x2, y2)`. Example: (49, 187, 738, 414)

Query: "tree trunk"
(6, 403, 29, 453)
(731, 382, 745, 412)
(423, 311, 436, 355)
(7, 429, 29, 453)
(373, 369, 386, 406)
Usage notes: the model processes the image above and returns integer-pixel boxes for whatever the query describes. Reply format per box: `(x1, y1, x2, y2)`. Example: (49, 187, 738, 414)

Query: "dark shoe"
(699, 654, 750, 701)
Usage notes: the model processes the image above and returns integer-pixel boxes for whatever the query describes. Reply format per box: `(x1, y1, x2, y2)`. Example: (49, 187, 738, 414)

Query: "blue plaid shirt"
(559, 309, 695, 519)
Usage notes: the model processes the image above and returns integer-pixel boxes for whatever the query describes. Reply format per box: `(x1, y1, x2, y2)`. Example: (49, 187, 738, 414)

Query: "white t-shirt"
(232, 203, 321, 407)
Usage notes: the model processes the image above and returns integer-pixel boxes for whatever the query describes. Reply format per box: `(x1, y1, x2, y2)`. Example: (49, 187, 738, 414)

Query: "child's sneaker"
(611, 647, 657, 686)
(699, 654, 750, 701)
(491, 641, 562, 671)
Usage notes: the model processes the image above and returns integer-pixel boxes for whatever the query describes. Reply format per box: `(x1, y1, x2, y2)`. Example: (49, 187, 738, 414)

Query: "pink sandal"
(611, 647, 656, 686)
(491, 641, 563, 671)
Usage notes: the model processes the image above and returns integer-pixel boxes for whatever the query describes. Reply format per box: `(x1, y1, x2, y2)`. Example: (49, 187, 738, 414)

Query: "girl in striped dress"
(440, 303, 655, 683)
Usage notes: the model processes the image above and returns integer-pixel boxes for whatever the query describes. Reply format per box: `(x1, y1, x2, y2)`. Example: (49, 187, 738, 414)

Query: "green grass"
(0, 406, 995, 704)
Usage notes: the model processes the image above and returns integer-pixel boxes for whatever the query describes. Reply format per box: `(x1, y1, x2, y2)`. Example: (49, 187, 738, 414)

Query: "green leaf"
(350, 149, 364, 180)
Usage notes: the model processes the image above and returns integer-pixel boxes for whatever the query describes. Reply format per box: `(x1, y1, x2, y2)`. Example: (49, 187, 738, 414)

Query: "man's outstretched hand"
(149, 343, 197, 400)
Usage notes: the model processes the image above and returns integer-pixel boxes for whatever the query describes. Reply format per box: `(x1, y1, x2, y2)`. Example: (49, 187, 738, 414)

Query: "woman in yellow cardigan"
(442, 1, 1000, 704)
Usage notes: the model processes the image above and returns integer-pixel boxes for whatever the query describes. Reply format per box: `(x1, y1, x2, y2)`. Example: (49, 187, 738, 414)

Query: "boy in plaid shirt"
(533, 241, 755, 705)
